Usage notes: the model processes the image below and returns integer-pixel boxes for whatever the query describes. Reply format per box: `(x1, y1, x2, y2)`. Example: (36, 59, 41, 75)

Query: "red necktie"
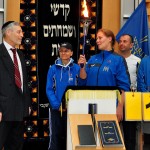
(11, 48, 22, 89)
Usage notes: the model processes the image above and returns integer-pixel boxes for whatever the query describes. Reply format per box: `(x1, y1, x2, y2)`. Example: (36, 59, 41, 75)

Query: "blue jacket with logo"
(79, 50, 130, 91)
(46, 58, 80, 110)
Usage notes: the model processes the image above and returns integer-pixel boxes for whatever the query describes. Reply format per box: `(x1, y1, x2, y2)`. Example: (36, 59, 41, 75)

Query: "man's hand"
(116, 90, 125, 122)
(116, 102, 123, 122)
(0, 112, 2, 122)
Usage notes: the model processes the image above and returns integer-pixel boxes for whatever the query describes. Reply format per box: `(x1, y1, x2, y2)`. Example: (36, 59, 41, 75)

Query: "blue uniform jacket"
(46, 58, 80, 110)
(79, 50, 130, 91)
(137, 55, 150, 92)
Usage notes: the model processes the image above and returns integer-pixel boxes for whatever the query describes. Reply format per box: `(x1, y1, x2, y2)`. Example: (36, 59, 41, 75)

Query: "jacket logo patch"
(103, 66, 109, 72)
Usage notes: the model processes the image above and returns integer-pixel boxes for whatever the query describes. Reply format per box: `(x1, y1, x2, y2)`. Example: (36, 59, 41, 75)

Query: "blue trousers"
(48, 110, 67, 150)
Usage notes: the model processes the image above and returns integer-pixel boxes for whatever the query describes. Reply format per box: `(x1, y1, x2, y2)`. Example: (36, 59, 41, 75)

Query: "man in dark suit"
(0, 21, 31, 150)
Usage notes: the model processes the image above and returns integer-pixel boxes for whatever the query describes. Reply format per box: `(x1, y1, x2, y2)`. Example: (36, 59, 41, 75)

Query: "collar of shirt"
(3, 40, 15, 51)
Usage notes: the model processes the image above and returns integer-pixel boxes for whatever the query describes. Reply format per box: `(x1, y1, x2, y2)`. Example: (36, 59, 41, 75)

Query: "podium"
(68, 114, 96, 150)
(65, 87, 125, 150)
(68, 114, 125, 150)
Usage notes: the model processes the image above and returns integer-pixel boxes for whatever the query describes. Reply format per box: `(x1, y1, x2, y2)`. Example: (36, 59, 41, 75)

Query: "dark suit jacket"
(0, 43, 31, 121)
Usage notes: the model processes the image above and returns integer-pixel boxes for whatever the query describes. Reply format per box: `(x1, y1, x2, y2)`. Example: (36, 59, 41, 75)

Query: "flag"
(116, 0, 149, 58)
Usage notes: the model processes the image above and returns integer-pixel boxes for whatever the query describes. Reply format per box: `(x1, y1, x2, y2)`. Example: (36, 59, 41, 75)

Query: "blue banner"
(116, 0, 149, 58)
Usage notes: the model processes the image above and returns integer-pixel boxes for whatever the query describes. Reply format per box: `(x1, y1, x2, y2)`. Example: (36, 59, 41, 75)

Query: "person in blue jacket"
(137, 55, 150, 149)
(78, 28, 130, 122)
(46, 42, 80, 150)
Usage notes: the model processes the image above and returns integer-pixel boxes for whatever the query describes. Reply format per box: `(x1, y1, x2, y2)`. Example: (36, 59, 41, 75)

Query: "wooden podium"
(66, 88, 125, 150)
(68, 114, 96, 150)
(68, 114, 125, 150)
(95, 114, 125, 150)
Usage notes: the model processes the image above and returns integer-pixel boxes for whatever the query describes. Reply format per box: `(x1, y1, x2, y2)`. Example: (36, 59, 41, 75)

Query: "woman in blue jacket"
(78, 28, 130, 122)
(46, 42, 80, 150)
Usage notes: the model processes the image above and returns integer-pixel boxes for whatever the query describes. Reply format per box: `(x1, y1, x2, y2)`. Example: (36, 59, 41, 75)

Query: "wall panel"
(6, 0, 20, 21)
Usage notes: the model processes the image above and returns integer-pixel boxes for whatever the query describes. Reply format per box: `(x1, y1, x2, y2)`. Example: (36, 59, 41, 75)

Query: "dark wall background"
(20, 0, 102, 144)
(37, 0, 80, 118)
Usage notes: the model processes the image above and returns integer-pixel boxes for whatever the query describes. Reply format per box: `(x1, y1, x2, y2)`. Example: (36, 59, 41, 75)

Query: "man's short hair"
(121, 34, 134, 43)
